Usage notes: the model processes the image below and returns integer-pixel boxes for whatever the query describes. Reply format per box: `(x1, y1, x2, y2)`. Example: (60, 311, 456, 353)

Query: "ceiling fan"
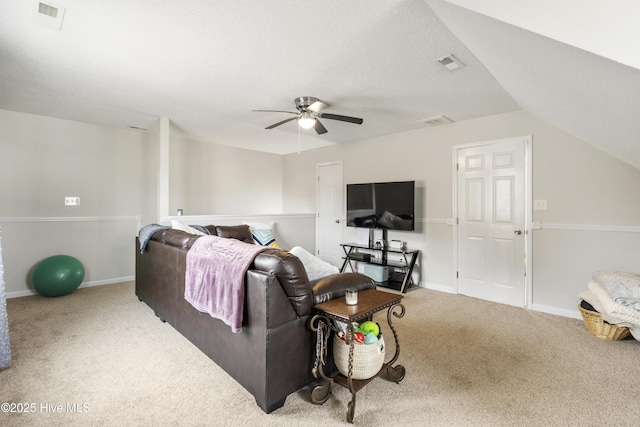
(253, 96, 363, 135)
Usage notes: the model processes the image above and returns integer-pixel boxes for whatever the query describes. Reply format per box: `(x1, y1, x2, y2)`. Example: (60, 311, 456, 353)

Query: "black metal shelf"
(339, 243, 420, 293)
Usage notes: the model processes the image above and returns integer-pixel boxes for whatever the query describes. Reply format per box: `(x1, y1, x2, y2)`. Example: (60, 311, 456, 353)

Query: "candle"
(345, 289, 358, 305)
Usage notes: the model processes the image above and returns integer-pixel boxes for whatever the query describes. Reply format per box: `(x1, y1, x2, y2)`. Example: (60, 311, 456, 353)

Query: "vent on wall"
(416, 115, 454, 127)
(32, 1, 66, 31)
(434, 54, 465, 72)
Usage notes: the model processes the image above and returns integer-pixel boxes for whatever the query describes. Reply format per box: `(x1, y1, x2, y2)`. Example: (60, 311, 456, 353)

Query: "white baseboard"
(420, 281, 456, 294)
(418, 282, 582, 320)
(6, 276, 134, 299)
(529, 303, 582, 320)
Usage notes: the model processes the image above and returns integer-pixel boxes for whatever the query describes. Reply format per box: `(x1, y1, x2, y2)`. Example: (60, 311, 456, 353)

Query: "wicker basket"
(578, 304, 630, 341)
(333, 334, 385, 380)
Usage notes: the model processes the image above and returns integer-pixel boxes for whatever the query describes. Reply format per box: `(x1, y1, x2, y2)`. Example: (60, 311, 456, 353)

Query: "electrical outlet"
(65, 197, 80, 206)
(534, 199, 547, 210)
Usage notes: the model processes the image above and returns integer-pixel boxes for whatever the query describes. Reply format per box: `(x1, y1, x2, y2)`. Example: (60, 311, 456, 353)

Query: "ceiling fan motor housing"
(295, 96, 323, 111)
(255, 96, 362, 134)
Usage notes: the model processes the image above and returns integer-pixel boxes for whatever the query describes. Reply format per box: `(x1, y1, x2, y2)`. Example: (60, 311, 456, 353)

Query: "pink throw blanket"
(184, 236, 270, 333)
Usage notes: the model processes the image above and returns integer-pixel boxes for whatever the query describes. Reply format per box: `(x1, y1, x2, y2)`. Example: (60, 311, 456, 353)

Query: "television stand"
(340, 242, 419, 293)
(366, 229, 390, 264)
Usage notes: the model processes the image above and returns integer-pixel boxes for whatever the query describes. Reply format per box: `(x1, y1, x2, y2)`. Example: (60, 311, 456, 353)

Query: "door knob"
(514, 229, 522, 235)
(335, 220, 340, 224)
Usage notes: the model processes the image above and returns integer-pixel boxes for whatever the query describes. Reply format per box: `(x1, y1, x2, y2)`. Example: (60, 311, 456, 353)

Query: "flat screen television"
(346, 181, 415, 231)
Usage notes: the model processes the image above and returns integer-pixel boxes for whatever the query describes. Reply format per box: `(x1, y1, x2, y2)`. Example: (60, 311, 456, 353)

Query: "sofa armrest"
(246, 269, 299, 329)
(312, 273, 376, 305)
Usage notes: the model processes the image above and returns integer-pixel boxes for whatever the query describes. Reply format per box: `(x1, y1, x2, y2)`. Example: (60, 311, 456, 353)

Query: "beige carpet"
(2, 282, 639, 426)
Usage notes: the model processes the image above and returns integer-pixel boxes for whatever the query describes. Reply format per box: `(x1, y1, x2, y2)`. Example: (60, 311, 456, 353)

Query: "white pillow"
(171, 220, 206, 236)
(243, 221, 280, 248)
(243, 221, 273, 230)
(289, 246, 340, 282)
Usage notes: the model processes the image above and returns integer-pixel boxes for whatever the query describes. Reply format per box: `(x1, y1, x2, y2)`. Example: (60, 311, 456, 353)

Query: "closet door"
(456, 138, 527, 307)
(316, 162, 343, 266)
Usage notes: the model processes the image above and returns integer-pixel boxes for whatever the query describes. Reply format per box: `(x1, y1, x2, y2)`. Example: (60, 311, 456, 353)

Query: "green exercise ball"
(31, 255, 85, 297)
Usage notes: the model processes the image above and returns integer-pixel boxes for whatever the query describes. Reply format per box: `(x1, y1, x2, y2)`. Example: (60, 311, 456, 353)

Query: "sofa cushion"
(312, 273, 376, 305)
(288, 246, 339, 281)
(171, 220, 207, 236)
(253, 249, 313, 317)
(153, 229, 201, 250)
(215, 225, 254, 244)
(204, 225, 218, 236)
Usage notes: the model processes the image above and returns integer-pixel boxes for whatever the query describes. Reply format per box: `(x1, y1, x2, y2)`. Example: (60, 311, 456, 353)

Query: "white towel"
(578, 289, 605, 314)
(587, 281, 640, 341)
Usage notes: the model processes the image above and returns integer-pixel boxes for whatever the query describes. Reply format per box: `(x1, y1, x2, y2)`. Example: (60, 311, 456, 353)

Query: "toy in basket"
(333, 321, 385, 380)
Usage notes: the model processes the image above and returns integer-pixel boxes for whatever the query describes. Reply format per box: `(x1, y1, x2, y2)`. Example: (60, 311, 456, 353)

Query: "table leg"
(310, 315, 333, 404)
(386, 302, 406, 383)
(311, 381, 331, 405)
(346, 323, 357, 423)
(347, 397, 356, 423)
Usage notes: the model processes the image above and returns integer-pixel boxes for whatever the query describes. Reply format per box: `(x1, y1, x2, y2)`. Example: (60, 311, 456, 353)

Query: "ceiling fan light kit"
(297, 112, 316, 129)
(254, 96, 363, 135)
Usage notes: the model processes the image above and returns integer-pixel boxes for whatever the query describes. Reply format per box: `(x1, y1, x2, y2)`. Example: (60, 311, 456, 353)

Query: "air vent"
(38, 2, 58, 17)
(434, 54, 465, 72)
(128, 126, 149, 132)
(32, 1, 66, 31)
(416, 115, 454, 127)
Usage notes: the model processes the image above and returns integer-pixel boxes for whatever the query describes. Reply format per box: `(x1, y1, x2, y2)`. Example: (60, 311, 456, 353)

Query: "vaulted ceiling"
(1, 1, 639, 167)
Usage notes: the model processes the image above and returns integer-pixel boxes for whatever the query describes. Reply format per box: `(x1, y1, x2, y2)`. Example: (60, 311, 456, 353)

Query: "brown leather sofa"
(135, 225, 375, 413)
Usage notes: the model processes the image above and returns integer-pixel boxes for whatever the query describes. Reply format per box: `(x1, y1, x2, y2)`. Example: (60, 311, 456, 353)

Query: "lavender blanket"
(184, 236, 270, 333)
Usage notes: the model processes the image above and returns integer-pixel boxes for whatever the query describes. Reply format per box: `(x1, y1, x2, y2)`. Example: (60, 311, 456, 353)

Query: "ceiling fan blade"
(265, 116, 298, 129)
(314, 119, 328, 135)
(307, 100, 330, 113)
(317, 113, 363, 125)
(253, 109, 299, 115)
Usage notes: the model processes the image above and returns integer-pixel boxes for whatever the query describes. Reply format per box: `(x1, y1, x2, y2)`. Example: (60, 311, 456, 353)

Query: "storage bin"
(364, 264, 389, 282)
(333, 334, 385, 380)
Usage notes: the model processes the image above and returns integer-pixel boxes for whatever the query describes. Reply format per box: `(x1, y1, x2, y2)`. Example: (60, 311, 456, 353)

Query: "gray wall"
(169, 136, 283, 216)
(282, 110, 640, 317)
(0, 109, 288, 296)
(0, 109, 158, 296)
(3, 106, 639, 318)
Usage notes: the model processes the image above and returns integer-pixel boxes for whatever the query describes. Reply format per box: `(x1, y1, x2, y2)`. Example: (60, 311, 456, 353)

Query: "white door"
(456, 138, 527, 307)
(316, 162, 343, 266)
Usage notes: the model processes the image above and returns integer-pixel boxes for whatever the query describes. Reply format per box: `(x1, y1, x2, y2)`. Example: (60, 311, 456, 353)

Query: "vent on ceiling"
(416, 115, 454, 127)
(39, 2, 58, 17)
(32, 1, 66, 31)
(128, 125, 149, 132)
(434, 54, 465, 72)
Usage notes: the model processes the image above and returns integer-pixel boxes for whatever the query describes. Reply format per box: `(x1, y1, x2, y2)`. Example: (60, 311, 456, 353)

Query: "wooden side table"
(310, 288, 406, 423)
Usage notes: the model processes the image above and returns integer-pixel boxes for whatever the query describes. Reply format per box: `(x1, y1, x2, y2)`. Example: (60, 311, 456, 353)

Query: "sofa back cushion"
(148, 225, 313, 316)
(152, 229, 201, 250)
(253, 249, 313, 317)
(215, 225, 254, 244)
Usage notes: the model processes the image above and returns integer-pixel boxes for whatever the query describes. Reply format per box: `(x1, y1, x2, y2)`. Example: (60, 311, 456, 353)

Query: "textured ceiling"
(0, 0, 638, 167)
(444, 0, 640, 70)
(429, 0, 640, 169)
(0, 0, 518, 154)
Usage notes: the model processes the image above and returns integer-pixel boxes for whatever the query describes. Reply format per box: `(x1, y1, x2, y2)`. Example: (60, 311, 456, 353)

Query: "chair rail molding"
(534, 222, 640, 233)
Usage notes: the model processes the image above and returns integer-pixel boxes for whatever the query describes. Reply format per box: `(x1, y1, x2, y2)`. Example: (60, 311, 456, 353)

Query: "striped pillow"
(244, 222, 280, 248)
